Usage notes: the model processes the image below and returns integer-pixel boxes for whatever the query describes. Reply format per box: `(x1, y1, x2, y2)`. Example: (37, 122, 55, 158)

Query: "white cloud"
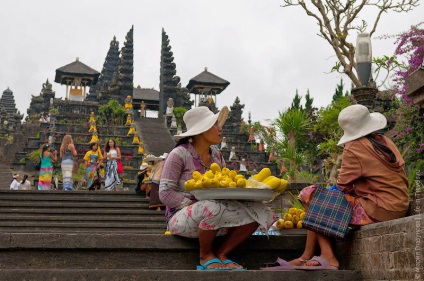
(0, 0, 422, 122)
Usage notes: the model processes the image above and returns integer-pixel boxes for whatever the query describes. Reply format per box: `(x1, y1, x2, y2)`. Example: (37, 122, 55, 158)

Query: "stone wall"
(336, 214, 423, 281)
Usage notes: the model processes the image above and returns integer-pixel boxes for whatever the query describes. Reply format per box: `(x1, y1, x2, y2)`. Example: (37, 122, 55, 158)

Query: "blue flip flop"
(196, 257, 229, 270)
(222, 259, 247, 270)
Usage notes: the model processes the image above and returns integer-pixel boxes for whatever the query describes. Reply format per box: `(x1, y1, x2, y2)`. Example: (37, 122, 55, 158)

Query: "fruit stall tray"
(190, 188, 275, 201)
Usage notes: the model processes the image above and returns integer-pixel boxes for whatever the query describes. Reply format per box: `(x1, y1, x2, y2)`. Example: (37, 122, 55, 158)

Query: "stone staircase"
(135, 117, 176, 157)
(0, 190, 361, 281)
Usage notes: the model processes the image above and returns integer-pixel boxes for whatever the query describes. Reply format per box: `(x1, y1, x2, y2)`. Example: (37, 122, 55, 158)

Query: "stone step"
(0, 233, 307, 270)
(0, 200, 150, 208)
(0, 208, 164, 216)
(0, 214, 166, 222)
(0, 269, 361, 281)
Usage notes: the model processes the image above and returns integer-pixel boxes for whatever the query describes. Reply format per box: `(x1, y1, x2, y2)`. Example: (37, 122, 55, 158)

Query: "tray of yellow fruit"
(184, 165, 288, 202)
(190, 187, 276, 201)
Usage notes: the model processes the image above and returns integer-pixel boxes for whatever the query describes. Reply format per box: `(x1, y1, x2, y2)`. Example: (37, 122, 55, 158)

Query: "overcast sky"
(1, 0, 422, 124)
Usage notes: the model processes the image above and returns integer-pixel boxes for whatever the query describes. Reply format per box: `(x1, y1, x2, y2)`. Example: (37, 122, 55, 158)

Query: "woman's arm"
(116, 147, 121, 160)
(69, 143, 77, 157)
(159, 150, 193, 209)
(60, 147, 64, 158)
(50, 151, 58, 163)
(336, 149, 362, 194)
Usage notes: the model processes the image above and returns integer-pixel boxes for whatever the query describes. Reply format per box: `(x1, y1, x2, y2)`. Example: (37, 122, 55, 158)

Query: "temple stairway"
(135, 117, 176, 157)
(0, 190, 361, 281)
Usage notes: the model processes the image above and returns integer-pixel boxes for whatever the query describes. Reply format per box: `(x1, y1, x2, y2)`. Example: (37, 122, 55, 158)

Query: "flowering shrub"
(386, 22, 424, 165)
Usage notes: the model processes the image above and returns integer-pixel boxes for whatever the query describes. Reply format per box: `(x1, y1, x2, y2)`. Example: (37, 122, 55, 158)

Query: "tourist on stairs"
(20, 174, 32, 190)
(60, 134, 77, 191)
(159, 106, 275, 270)
(10, 174, 20, 190)
(103, 139, 122, 191)
(84, 142, 103, 191)
(38, 144, 58, 190)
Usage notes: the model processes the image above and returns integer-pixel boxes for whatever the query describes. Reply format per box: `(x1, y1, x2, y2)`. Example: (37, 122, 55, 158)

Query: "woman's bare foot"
(288, 257, 309, 266)
(200, 255, 226, 269)
(217, 256, 243, 269)
(302, 255, 339, 268)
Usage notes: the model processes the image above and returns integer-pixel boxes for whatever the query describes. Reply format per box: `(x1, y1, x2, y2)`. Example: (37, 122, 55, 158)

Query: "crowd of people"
(10, 104, 410, 271)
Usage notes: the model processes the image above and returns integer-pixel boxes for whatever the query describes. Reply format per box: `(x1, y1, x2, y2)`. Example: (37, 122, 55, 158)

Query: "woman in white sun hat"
(159, 106, 274, 270)
(272, 104, 409, 271)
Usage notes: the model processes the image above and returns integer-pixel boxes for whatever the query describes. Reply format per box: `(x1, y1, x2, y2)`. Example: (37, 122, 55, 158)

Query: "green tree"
(98, 99, 126, 126)
(314, 95, 352, 184)
(291, 90, 303, 110)
(173, 107, 187, 127)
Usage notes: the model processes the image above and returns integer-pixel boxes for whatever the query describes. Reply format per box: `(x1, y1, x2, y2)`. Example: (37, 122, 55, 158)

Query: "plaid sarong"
(302, 185, 353, 238)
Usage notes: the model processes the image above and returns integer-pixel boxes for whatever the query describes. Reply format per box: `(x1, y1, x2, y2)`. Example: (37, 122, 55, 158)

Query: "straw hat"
(337, 104, 387, 146)
(139, 162, 149, 171)
(174, 106, 229, 141)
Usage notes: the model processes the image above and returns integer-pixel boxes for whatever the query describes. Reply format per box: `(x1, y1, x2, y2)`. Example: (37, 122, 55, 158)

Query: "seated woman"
(159, 106, 275, 270)
(264, 104, 409, 270)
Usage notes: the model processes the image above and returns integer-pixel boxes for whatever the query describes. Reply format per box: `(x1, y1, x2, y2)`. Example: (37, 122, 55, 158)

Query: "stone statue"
(89, 112, 95, 122)
(125, 114, 133, 126)
(239, 159, 247, 172)
(138, 144, 145, 154)
(220, 137, 227, 149)
(140, 101, 146, 117)
(170, 114, 177, 128)
(268, 148, 276, 163)
(89, 131, 99, 144)
(229, 146, 237, 161)
(89, 120, 97, 132)
(127, 123, 136, 135)
(166, 98, 174, 116)
(132, 133, 141, 144)
(125, 95, 133, 109)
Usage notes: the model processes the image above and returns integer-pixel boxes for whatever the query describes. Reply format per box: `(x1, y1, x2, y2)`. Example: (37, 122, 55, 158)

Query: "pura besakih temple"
(219, 96, 278, 175)
(26, 80, 54, 121)
(186, 67, 230, 112)
(0, 87, 23, 132)
(54, 57, 100, 101)
(159, 28, 192, 116)
(87, 36, 120, 101)
(108, 26, 134, 105)
(132, 86, 159, 115)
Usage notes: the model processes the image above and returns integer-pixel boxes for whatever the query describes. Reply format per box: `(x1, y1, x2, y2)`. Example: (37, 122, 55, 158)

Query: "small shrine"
(0, 87, 23, 132)
(186, 67, 230, 112)
(405, 65, 424, 106)
(55, 57, 100, 101)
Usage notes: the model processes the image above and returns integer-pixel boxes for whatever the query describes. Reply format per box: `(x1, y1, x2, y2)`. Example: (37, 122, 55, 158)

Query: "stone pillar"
(351, 87, 378, 111)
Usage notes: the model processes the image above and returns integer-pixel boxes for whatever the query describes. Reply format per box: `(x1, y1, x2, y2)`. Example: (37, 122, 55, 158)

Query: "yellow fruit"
(228, 170, 237, 180)
(194, 180, 203, 189)
(263, 176, 281, 190)
(292, 215, 300, 224)
(164, 231, 171, 235)
(234, 174, 244, 182)
(202, 177, 212, 188)
(288, 208, 298, 216)
(228, 181, 237, 187)
(192, 171, 202, 182)
(278, 179, 288, 192)
(210, 163, 221, 174)
(283, 213, 293, 222)
(255, 168, 272, 182)
(297, 220, 303, 229)
(296, 209, 304, 217)
(184, 179, 196, 191)
(300, 212, 306, 220)
(237, 178, 247, 188)
(214, 172, 222, 180)
(221, 167, 230, 176)
(219, 180, 228, 188)
(275, 219, 285, 229)
(204, 170, 215, 179)
(210, 178, 220, 188)
(284, 221, 294, 229)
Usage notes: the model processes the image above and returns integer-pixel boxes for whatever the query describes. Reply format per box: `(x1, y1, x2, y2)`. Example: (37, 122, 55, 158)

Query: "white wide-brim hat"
(139, 162, 149, 171)
(174, 106, 229, 141)
(13, 173, 19, 179)
(337, 104, 387, 146)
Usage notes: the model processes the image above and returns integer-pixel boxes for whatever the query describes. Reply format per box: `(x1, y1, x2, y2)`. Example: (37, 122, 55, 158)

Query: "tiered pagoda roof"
(0, 87, 18, 115)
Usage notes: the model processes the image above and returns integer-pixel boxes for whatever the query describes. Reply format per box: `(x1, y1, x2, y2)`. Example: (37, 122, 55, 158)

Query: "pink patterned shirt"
(159, 143, 225, 222)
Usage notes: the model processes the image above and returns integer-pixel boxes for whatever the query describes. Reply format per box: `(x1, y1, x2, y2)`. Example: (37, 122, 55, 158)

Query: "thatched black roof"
(55, 58, 100, 86)
(133, 87, 159, 101)
(186, 68, 230, 95)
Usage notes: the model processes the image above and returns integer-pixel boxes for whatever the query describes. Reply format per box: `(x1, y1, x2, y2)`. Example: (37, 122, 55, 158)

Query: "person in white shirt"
(20, 174, 32, 190)
(10, 174, 20, 190)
